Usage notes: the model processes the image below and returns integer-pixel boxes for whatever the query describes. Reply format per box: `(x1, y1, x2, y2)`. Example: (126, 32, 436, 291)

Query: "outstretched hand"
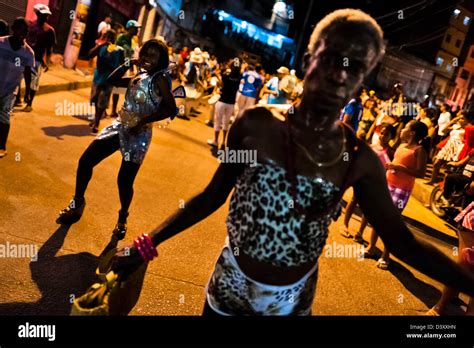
(110, 244, 147, 280)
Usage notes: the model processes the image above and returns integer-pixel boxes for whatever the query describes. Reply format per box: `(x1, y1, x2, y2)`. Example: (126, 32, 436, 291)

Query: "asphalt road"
(0, 88, 467, 315)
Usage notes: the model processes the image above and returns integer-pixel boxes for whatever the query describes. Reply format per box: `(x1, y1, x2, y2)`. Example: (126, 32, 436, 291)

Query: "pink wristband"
(134, 234, 158, 262)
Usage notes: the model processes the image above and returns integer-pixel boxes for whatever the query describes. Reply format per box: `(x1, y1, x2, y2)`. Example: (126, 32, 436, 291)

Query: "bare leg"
(355, 215, 368, 239)
(366, 227, 378, 253)
(111, 93, 119, 116)
(344, 196, 357, 228)
(433, 229, 473, 315)
(427, 159, 445, 184)
(222, 130, 229, 148)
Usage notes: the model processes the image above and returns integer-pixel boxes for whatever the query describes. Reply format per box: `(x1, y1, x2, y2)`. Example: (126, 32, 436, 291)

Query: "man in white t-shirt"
(97, 14, 112, 38)
(0, 18, 35, 158)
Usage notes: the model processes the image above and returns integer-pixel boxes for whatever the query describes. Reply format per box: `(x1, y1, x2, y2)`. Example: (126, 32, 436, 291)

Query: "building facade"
(433, 5, 473, 101)
(449, 45, 474, 109)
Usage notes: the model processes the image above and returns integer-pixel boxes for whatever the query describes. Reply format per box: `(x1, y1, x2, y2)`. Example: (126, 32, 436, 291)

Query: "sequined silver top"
(226, 162, 342, 267)
(97, 70, 166, 164)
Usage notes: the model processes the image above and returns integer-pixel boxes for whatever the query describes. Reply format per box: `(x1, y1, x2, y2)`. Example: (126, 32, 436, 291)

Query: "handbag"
(70, 248, 148, 316)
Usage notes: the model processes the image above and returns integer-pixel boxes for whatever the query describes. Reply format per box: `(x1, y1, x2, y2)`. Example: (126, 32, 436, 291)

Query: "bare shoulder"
(234, 105, 286, 133)
(229, 105, 287, 149)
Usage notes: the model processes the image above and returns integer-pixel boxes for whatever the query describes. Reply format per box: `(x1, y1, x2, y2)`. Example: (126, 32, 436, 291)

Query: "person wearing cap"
(20, 4, 55, 112)
(0, 18, 34, 158)
(116, 20, 141, 58)
(260, 66, 290, 104)
(186, 47, 203, 85)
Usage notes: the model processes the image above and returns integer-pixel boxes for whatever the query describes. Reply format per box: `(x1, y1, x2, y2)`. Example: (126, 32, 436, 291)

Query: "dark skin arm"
(342, 114, 352, 126)
(88, 42, 109, 60)
(106, 60, 136, 87)
(354, 142, 474, 296)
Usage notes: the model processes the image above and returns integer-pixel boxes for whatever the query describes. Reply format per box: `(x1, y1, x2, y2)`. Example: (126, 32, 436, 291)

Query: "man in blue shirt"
(237, 64, 263, 113)
(261, 66, 290, 105)
(88, 30, 124, 133)
(340, 96, 363, 131)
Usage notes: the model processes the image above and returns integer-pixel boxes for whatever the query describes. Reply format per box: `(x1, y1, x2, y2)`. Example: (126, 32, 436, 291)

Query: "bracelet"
(134, 234, 158, 262)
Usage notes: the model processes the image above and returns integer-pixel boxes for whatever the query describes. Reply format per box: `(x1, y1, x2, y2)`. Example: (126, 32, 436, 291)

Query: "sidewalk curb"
(412, 179, 433, 206)
(20, 80, 92, 97)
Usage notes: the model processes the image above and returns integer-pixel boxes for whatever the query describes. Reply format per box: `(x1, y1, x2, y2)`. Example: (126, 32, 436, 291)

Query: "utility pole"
(63, 0, 93, 69)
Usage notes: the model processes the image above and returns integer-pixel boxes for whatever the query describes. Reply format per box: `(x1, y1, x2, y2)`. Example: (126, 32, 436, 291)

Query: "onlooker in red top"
(458, 124, 474, 161)
(179, 46, 189, 66)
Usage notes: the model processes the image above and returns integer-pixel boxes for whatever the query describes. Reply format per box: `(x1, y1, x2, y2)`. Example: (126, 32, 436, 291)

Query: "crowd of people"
(165, 44, 303, 150)
(1, 6, 474, 317)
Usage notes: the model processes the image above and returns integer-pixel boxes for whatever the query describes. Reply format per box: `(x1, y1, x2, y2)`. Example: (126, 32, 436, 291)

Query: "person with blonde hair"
(112, 9, 474, 316)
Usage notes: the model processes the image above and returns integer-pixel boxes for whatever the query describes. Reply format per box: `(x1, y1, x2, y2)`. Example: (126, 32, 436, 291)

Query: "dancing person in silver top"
(56, 39, 177, 240)
(112, 10, 474, 315)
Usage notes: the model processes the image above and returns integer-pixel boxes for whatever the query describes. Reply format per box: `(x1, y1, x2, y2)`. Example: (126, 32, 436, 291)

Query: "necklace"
(292, 124, 347, 167)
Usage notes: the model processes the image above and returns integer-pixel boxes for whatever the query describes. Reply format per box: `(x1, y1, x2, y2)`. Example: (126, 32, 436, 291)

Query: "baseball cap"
(126, 20, 141, 29)
(34, 4, 52, 15)
(277, 66, 289, 74)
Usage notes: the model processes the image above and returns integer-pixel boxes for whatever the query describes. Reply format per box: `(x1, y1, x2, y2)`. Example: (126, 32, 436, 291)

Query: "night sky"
(289, 0, 474, 64)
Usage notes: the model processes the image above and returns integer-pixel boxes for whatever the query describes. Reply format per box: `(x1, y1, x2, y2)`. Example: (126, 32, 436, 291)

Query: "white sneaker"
(207, 139, 217, 147)
(0, 149, 7, 158)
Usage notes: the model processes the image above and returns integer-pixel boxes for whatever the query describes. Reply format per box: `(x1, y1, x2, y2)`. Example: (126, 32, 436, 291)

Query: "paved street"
(0, 88, 467, 315)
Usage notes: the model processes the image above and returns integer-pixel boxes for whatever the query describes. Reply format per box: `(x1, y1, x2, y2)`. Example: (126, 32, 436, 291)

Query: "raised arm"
(353, 142, 474, 296)
(88, 43, 107, 60)
(106, 60, 135, 87)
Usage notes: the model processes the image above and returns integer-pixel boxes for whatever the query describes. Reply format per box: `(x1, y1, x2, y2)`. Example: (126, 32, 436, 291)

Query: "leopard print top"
(226, 161, 342, 267)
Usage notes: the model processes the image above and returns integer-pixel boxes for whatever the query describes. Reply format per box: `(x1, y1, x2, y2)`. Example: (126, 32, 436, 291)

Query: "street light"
(273, 1, 287, 15)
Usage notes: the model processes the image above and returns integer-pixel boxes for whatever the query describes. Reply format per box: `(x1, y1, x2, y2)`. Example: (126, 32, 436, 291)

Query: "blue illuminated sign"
(215, 10, 294, 49)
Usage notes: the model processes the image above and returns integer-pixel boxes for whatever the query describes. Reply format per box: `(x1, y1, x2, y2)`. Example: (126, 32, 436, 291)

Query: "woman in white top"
(426, 112, 469, 185)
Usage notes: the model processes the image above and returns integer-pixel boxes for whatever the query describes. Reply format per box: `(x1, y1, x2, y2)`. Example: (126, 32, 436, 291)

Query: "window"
(454, 9, 461, 17)
(461, 69, 470, 80)
(446, 64, 453, 72)
(436, 57, 444, 66)
(455, 39, 462, 48)
(446, 34, 452, 43)
(464, 16, 471, 26)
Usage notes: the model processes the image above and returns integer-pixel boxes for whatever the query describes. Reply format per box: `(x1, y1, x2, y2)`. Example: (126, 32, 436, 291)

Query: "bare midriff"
(229, 239, 317, 285)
